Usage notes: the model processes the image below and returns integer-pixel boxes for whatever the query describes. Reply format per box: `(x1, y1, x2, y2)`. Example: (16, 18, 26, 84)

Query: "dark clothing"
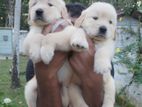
(111, 61, 114, 77)
(26, 59, 34, 81)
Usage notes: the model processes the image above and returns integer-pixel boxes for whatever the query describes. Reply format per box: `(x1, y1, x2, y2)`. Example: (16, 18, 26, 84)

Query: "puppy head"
(28, 0, 68, 26)
(75, 2, 117, 41)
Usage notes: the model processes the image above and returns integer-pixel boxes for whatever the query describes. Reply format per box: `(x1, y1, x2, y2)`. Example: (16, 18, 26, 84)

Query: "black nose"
(36, 9, 43, 16)
(99, 26, 107, 34)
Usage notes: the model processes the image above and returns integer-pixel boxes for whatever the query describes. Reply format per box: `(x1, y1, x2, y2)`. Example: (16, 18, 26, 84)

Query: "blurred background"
(0, 0, 141, 107)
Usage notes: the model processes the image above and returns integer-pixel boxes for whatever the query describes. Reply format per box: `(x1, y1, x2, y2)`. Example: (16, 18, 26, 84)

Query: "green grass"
(0, 56, 28, 107)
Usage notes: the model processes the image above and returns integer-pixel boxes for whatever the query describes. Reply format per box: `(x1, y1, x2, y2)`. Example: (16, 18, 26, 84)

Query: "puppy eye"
(109, 20, 112, 24)
(93, 17, 98, 20)
(48, 3, 53, 6)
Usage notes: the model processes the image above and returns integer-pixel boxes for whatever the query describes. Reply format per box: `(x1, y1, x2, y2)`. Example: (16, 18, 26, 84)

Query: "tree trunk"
(11, 0, 21, 89)
(11, 51, 20, 88)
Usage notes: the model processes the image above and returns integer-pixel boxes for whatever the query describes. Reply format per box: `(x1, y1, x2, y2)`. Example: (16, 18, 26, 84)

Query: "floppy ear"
(61, 7, 69, 19)
(61, 7, 72, 24)
(74, 12, 86, 27)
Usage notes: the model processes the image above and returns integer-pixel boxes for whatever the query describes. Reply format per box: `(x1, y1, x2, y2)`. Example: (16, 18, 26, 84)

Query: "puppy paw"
(40, 46, 54, 64)
(95, 60, 111, 74)
(29, 47, 41, 63)
(71, 39, 88, 51)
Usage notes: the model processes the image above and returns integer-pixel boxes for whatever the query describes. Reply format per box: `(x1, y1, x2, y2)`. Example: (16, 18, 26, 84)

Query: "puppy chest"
(57, 61, 73, 85)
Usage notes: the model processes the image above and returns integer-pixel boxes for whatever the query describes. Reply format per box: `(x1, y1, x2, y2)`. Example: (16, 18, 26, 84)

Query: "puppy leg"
(40, 44, 55, 64)
(70, 28, 88, 51)
(29, 44, 41, 63)
(40, 31, 71, 64)
(69, 84, 88, 107)
(23, 33, 43, 63)
(102, 73, 115, 107)
(94, 43, 115, 74)
(25, 76, 37, 107)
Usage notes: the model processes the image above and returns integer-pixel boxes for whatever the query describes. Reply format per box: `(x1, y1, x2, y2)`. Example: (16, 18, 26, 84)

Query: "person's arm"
(35, 52, 67, 107)
(69, 39, 103, 107)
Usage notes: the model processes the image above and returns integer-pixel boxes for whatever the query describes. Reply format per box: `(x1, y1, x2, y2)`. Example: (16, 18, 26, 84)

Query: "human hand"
(69, 38, 103, 107)
(35, 25, 68, 107)
(69, 38, 95, 78)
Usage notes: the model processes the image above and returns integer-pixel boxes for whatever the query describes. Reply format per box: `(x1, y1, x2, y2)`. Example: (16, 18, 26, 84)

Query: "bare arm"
(35, 52, 67, 107)
(69, 39, 104, 107)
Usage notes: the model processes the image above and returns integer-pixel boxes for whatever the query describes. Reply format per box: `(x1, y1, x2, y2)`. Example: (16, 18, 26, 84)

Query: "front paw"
(95, 60, 111, 74)
(29, 47, 41, 63)
(71, 39, 88, 51)
(40, 46, 54, 64)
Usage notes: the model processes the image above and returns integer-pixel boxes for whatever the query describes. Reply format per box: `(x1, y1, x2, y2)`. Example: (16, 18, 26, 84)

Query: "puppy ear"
(61, 7, 72, 24)
(61, 7, 69, 19)
(74, 11, 86, 27)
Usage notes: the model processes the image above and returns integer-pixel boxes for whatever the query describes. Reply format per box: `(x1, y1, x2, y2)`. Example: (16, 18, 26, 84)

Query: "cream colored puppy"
(24, 0, 89, 107)
(22, 0, 68, 63)
(69, 2, 117, 107)
(23, 0, 70, 107)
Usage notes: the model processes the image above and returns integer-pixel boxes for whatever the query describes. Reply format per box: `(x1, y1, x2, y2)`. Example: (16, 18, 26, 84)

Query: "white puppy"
(24, 0, 88, 107)
(70, 2, 117, 107)
(22, 0, 68, 63)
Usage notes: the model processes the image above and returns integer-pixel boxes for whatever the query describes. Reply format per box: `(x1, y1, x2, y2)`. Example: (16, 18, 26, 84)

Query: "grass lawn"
(0, 56, 28, 107)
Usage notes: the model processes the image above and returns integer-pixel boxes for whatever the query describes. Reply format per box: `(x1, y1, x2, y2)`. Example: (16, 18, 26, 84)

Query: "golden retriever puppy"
(68, 2, 117, 107)
(22, 0, 68, 63)
(24, 0, 88, 107)
(23, 0, 74, 107)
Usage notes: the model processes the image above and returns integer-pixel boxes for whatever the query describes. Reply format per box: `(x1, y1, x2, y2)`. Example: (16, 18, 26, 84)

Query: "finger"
(69, 53, 83, 66)
(51, 51, 68, 64)
(87, 38, 95, 55)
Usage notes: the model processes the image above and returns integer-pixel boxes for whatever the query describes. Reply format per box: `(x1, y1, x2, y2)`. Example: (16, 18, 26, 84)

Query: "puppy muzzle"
(34, 9, 45, 22)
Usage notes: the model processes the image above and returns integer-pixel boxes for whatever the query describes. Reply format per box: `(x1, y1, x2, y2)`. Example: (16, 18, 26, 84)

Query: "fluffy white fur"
(24, 1, 117, 107)
(72, 2, 117, 107)
(22, 0, 69, 63)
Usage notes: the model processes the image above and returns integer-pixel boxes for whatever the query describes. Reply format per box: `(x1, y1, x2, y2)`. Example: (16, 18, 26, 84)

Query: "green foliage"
(21, 0, 29, 30)
(0, 0, 8, 26)
(115, 24, 142, 83)
(116, 94, 135, 107)
(115, 0, 137, 15)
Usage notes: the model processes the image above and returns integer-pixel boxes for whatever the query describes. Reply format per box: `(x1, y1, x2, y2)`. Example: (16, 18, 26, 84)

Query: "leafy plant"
(115, 23, 142, 83)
